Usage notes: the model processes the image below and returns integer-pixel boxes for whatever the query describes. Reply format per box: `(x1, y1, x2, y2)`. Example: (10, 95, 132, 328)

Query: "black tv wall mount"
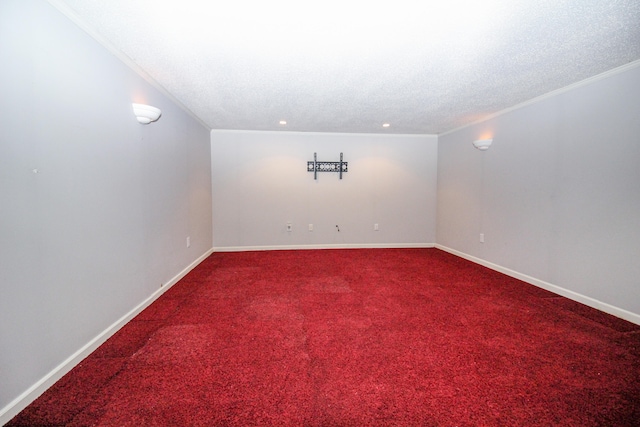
(307, 152, 348, 180)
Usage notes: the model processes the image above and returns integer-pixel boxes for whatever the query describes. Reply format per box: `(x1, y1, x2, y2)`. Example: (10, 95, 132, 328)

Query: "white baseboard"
(435, 244, 640, 326)
(0, 248, 214, 426)
(213, 243, 435, 252)
(4, 244, 636, 424)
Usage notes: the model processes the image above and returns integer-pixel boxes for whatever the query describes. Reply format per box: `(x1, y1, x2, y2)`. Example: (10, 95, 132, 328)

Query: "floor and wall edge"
(213, 243, 436, 252)
(214, 244, 640, 325)
(4, 243, 637, 424)
(435, 244, 640, 326)
(0, 248, 215, 426)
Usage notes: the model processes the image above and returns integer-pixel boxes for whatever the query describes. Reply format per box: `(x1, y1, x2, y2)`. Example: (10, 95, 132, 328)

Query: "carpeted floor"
(7, 249, 640, 426)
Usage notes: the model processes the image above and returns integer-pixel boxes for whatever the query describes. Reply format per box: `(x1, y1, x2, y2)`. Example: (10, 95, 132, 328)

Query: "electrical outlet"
(286, 222, 292, 232)
(374, 223, 379, 231)
(186, 236, 191, 248)
(480, 233, 485, 243)
(309, 224, 313, 231)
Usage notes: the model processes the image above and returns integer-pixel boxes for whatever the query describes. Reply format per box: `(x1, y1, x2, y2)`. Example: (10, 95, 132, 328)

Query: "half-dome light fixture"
(132, 103, 161, 124)
(472, 138, 493, 151)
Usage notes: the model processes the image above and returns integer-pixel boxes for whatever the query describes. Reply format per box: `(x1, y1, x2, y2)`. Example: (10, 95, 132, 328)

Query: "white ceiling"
(49, 0, 640, 134)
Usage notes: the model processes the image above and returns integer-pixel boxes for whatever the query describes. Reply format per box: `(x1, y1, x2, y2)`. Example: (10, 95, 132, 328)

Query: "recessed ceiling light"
(382, 123, 390, 128)
(279, 120, 287, 125)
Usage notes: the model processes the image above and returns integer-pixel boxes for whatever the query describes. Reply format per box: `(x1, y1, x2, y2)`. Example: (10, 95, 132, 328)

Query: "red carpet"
(8, 249, 640, 426)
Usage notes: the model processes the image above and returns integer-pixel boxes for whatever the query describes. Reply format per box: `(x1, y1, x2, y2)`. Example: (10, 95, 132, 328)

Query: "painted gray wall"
(0, 0, 212, 414)
(437, 63, 640, 316)
(2, 0, 638, 419)
(211, 131, 438, 249)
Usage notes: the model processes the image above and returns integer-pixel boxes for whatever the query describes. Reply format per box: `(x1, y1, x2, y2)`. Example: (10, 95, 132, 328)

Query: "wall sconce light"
(132, 103, 161, 124)
(472, 139, 493, 151)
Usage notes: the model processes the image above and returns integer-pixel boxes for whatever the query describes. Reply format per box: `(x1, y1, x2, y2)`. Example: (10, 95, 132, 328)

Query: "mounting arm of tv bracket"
(307, 152, 348, 180)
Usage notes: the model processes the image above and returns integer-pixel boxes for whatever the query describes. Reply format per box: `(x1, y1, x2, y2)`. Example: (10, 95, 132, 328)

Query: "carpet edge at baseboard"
(434, 244, 640, 326)
(213, 243, 436, 252)
(0, 247, 215, 426)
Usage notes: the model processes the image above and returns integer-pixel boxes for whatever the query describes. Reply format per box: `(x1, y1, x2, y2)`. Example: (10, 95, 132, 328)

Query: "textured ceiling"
(49, 0, 640, 134)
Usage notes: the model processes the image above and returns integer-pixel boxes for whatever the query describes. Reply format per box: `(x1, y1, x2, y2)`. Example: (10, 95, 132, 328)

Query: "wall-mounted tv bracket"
(307, 152, 348, 180)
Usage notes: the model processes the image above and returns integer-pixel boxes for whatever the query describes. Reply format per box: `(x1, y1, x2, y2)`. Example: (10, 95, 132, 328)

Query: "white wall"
(211, 131, 438, 249)
(437, 62, 640, 321)
(0, 0, 212, 420)
(2, 1, 637, 421)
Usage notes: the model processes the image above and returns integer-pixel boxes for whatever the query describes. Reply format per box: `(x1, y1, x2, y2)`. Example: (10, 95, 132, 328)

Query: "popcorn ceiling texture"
(51, 0, 640, 134)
